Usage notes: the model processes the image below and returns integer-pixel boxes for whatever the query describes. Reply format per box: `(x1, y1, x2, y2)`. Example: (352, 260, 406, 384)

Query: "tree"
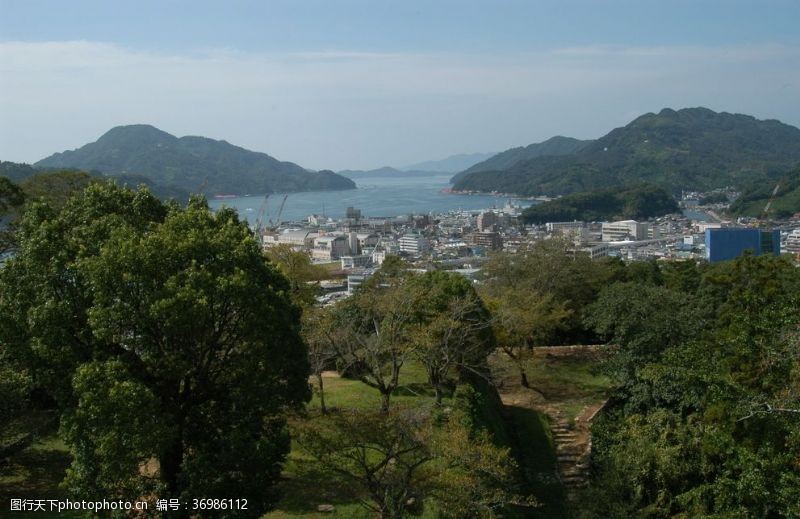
(0, 176, 25, 216)
(481, 239, 623, 343)
(0, 176, 25, 252)
(408, 271, 495, 404)
(484, 286, 570, 391)
(578, 257, 800, 518)
(584, 282, 699, 385)
(0, 183, 310, 516)
(19, 170, 97, 210)
(293, 407, 527, 519)
(301, 306, 341, 414)
(265, 243, 327, 307)
(330, 281, 417, 412)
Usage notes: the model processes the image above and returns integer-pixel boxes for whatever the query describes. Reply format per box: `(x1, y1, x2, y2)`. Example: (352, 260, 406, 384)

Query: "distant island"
(402, 151, 496, 173)
(452, 108, 800, 199)
(337, 166, 443, 179)
(35, 124, 355, 196)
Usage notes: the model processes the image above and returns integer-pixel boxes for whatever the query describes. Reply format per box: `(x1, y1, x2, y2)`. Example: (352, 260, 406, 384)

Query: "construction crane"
(268, 194, 289, 230)
(253, 194, 270, 237)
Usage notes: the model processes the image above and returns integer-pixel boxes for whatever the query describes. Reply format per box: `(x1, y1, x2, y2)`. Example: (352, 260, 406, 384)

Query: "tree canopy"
(0, 182, 310, 516)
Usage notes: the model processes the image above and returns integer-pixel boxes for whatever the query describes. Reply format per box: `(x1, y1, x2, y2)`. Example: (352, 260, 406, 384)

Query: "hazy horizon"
(2, 0, 799, 171)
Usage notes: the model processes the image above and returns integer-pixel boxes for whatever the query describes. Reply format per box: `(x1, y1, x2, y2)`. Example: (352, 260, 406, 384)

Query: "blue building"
(705, 228, 780, 263)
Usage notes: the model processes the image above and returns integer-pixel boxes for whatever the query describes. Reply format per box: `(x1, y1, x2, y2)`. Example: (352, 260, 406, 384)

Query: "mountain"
(0, 161, 38, 182)
(337, 167, 443, 179)
(402, 152, 496, 173)
(451, 136, 590, 183)
(453, 108, 800, 196)
(35, 125, 355, 196)
(728, 167, 800, 218)
(521, 185, 679, 224)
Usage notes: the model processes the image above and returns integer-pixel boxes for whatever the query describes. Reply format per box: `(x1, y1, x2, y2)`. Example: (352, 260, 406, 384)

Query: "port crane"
(253, 194, 270, 237)
(267, 194, 289, 230)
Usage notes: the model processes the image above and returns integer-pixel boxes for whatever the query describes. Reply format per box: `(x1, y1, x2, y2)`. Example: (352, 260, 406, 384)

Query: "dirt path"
(492, 348, 613, 496)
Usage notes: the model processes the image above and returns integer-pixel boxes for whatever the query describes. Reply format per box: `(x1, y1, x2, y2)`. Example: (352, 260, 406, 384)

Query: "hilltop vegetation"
(451, 136, 589, 184)
(35, 124, 355, 196)
(728, 166, 800, 218)
(521, 185, 679, 224)
(453, 108, 800, 196)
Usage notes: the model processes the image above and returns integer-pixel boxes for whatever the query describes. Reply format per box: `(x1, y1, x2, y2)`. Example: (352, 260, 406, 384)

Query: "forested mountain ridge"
(450, 136, 590, 183)
(35, 125, 355, 195)
(453, 108, 800, 196)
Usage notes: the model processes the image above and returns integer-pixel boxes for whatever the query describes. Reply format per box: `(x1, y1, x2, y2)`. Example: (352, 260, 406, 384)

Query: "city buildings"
(784, 229, 800, 255)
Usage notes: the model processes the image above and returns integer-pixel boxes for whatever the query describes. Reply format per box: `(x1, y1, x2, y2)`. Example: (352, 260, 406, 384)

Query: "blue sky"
(2, 0, 800, 169)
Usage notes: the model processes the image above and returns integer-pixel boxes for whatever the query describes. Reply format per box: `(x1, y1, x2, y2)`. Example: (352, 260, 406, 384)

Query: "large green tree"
(408, 271, 495, 404)
(579, 256, 800, 517)
(0, 183, 310, 516)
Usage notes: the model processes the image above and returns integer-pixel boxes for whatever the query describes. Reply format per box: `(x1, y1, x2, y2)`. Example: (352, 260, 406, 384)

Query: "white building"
(347, 270, 373, 294)
(784, 229, 800, 255)
(601, 220, 650, 242)
(546, 221, 585, 233)
(399, 234, 430, 254)
(571, 242, 609, 260)
(312, 235, 349, 261)
(262, 229, 318, 250)
(340, 255, 371, 269)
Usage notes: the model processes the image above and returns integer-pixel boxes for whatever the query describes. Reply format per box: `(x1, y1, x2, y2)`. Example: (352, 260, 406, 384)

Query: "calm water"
(209, 175, 533, 224)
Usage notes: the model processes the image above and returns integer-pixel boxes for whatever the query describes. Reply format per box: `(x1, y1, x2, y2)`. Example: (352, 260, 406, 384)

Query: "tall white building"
(601, 220, 650, 242)
(399, 234, 430, 254)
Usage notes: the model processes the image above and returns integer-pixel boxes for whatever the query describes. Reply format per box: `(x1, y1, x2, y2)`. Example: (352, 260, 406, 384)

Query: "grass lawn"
(1, 357, 571, 518)
(269, 361, 448, 518)
(0, 434, 80, 518)
(491, 349, 614, 422)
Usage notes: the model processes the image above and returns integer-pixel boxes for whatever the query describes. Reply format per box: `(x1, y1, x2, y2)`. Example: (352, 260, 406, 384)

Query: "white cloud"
(1, 41, 799, 169)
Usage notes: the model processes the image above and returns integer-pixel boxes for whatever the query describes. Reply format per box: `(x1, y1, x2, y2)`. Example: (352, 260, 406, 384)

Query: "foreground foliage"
(578, 255, 800, 518)
(0, 183, 309, 516)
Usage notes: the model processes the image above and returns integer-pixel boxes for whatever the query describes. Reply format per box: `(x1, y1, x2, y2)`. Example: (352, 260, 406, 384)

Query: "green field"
(1, 357, 583, 518)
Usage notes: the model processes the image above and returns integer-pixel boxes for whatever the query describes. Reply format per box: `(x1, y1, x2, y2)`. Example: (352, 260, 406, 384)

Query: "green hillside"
(521, 185, 679, 224)
(35, 125, 355, 195)
(451, 136, 589, 183)
(728, 167, 800, 218)
(453, 108, 800, 196)
(0, 161, 37, 182)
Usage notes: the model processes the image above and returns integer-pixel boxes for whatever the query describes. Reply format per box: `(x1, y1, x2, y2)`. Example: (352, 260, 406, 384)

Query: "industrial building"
(705, 228, 780, 263)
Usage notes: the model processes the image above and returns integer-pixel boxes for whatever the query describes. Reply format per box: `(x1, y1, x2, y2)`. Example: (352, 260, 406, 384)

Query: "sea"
(208, 174, 534, 224)
(208, 174, 715, 224)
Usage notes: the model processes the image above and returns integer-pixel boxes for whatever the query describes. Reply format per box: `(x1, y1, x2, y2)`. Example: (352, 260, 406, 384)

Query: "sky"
(1, 0, 800, 171)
